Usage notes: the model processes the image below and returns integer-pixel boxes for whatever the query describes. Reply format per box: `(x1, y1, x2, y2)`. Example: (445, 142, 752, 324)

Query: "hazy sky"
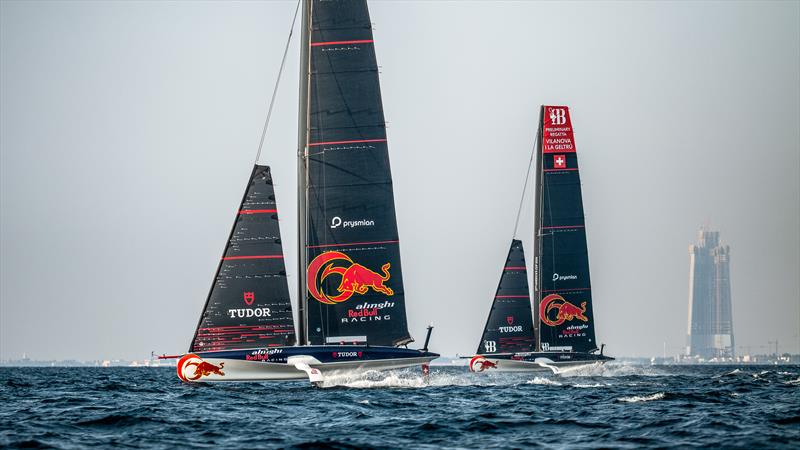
(2, 1, 798, 361)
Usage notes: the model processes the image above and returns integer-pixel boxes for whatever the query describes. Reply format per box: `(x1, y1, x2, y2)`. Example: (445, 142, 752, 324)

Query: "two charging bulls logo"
(469, 356, 498, 373)
(307, 251, 393, 305)
(539, 294, 588, 327)
(177, 354, 225, 382)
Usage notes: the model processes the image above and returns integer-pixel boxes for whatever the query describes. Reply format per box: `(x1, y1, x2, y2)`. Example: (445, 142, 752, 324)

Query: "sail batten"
(535, 106, 598, 353)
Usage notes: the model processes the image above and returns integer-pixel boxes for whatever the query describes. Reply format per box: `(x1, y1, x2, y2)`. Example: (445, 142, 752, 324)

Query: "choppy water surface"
(0, 364, 798, 449)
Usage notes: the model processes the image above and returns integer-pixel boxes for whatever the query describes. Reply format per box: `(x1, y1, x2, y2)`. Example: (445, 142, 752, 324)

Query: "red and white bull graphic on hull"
(542, 106, 575, 154)
(177, 354, 225, 382)
(307, 251, 394, 304)
(469, 356, 498, 373)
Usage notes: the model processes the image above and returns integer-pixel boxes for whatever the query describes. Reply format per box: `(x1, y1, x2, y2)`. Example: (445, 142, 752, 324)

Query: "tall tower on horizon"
(686, 228, 734, 359)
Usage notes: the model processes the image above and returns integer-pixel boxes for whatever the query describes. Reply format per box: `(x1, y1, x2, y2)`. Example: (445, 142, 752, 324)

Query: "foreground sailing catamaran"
(469, 106, 612, 373)
(167, 0, 438, 383)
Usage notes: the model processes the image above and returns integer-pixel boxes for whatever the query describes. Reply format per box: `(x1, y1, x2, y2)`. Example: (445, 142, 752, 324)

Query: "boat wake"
(572, 382, 605, 388)
(315, 369, 501, 389)
(616, 392, 666, 403)
(526, 376, 563, 386)
(555, 362, 671, 378)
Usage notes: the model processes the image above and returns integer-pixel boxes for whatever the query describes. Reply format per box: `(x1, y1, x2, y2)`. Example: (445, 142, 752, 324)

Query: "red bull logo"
(469, 356, 498, 373)
(307, 251, 393, 305)
(177, 354, 225, 382)
(539, 294, 588, 327)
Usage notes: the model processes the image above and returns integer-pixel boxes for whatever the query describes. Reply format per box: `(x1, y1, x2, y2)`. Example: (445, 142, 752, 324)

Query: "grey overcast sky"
(1, 1, 798, 361)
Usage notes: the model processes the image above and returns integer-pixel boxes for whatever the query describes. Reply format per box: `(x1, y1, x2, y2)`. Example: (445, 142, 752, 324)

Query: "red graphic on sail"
(553, 154, 567, 169)
(506, 316, 514, 325)
(307, 251, 393, 305)
(243, 292, 255, 306)
(539, 294, 588, 327)
(542, 106, 575, 154)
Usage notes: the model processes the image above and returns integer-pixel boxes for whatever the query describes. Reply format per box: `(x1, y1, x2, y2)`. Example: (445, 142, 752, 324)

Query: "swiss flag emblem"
(553, 155, 566, 169)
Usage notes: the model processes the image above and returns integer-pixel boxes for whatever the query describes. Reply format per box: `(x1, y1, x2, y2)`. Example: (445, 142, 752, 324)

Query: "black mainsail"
(534, 106, 597, 353)
(190, 165, 296, 353)
(477, 239, 536, 354)
(302, 0, 411, 346)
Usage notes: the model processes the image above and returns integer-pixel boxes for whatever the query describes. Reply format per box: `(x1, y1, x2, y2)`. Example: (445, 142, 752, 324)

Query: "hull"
(468, 352, 613, 374)
(177, 345, 439, 383)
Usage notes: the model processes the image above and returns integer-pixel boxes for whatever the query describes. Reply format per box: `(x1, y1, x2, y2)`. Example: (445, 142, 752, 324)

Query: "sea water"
(0, 365, 797, 448)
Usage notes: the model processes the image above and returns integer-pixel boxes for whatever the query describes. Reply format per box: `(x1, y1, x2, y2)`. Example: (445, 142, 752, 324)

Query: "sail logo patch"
(543, 105, 575, 153)
(343, 301, 394, 323)
(506, 316, 514, 325)
(307, 251, 393, 305)
(227, 307, 271, 319)
(177, 354, 225, 382)
(553, 155, 567, 169)
(552, 273, 578, 282)
(539, 294, 588, 327)
(243, 292, 255, 305)
(541, 342, 573, 352)
(549, 108, 567, 125)
(330, 216, 375, 229)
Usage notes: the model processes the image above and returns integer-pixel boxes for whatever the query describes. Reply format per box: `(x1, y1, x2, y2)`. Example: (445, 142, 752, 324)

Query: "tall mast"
(296, 0, 311, 346)
(532, 106, 544, 351)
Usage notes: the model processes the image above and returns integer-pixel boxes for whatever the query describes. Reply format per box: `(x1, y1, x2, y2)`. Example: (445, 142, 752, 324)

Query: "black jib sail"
(303, 0, 411, 346)
(534, 106, 598, 353)
(477, 239, 536, 354)
(190, 165, 296, 352)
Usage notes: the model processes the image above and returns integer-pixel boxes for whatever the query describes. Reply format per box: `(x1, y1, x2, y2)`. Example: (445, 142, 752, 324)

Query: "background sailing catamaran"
(167, 0, 438, 383)
(469, 106, 613, 373)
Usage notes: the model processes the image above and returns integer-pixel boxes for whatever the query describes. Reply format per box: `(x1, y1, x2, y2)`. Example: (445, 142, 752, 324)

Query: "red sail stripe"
(310, 39, 374, 47)
(308, 138, 387, 147)
(306, 239, 399, 249)
(504, 266, 526, 270)
(200, 325, 281, 333)
(221, 255, 283, 260)
(198, 326, 270, 330)
(196, 329, 295, 336)
(541, 287, 591, 293)
(495, 295, 529, 298)
(238, 209, 277, 214)
(198, 325, 286, 330)
(543, 168, 579, 172)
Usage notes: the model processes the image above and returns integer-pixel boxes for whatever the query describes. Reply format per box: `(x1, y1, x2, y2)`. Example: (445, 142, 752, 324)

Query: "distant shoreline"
(2, 355, 798, 368)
